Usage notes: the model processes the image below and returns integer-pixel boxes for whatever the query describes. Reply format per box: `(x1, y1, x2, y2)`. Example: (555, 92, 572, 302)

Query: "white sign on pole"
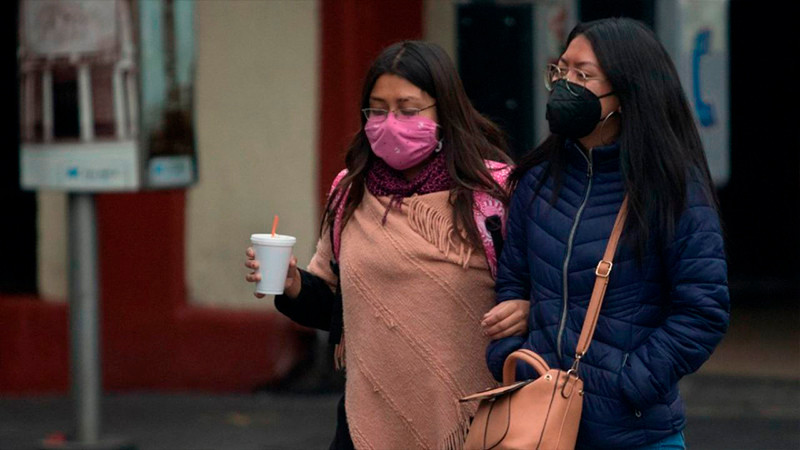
(18, 0, 198, 192)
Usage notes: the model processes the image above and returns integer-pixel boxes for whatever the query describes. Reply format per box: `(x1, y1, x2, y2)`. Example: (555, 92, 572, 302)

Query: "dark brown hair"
(323, 41, 512, 250)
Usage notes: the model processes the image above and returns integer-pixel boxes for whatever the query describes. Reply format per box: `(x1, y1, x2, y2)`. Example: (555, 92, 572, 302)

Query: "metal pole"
(68, 193, 101, 444)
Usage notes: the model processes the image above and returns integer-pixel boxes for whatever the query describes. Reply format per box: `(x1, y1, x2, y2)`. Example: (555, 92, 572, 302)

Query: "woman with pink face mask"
(245, 41, 527, 449)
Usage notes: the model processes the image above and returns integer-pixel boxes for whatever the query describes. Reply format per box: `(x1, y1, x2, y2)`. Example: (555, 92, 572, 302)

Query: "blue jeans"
(630, 431, 686, 450)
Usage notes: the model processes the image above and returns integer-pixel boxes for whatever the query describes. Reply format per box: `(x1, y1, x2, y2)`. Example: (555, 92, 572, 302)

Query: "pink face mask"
(364, 114, 442, 171)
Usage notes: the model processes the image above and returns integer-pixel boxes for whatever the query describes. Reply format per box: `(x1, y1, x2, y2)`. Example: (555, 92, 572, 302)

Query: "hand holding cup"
(246, 233, 299, 297)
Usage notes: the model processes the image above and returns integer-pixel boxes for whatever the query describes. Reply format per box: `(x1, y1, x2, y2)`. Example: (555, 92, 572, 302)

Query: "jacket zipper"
(556, 148, 594, 364)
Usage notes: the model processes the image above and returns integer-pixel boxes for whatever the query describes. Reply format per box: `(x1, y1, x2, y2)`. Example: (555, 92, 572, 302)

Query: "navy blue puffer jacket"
(489, 140, 729, 449)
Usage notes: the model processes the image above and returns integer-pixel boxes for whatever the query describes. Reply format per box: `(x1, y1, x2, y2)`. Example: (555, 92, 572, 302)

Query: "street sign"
(18, 0, 198, 192)
(17, 1, 197, 447)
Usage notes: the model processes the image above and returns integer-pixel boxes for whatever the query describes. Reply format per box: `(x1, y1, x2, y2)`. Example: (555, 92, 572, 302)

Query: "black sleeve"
(273, 268, 336, 331)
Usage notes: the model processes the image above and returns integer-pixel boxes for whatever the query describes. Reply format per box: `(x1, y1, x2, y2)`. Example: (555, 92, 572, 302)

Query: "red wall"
(0, 191, 310, 394)
(0, 296, 69, 392)
(318, 0, 424, 205)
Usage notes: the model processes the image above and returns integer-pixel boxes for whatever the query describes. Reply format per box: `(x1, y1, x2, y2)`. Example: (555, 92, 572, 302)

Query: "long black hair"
(324, 41, 512, 250)
(511, 18, 717, 252)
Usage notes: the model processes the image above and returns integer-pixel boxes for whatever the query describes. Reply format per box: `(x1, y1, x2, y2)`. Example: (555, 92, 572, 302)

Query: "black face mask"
(545, 79, 615, 139)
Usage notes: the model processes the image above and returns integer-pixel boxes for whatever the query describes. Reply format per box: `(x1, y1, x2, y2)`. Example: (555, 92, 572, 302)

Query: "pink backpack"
(328, 161, 511, 278)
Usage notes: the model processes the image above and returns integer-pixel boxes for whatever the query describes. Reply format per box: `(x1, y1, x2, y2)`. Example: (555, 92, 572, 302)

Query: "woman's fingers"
(494, 322, 527, 339)
(285, 256, 297, 284)
(482, 300, 530, 338)
(245, 271, 261, 283)
(481, 301, 515, 327)
(244, 246, 259, 270)
(246, 247, 266, 299)
(483, 313, 522, 339)
(282, 255, 302, 298)
(486, 319, 527, 339)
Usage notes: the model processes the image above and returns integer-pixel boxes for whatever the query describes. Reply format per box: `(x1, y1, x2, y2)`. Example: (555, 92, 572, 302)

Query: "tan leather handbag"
(461, 198, 629, 450)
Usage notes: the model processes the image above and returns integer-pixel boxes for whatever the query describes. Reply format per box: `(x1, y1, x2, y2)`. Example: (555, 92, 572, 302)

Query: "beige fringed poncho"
(307, 189, 498, 450)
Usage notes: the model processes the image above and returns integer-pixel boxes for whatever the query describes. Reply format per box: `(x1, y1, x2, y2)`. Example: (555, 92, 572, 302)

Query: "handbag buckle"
(565, 353, 582, 379)
(561, 354, 583, 399)
(595, 260, 613, 278)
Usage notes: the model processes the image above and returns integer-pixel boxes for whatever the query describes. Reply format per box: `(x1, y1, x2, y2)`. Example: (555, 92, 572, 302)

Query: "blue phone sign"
(692, 28, 716, 127)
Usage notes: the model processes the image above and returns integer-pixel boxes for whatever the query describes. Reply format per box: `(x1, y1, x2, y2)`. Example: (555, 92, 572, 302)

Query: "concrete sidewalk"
(0, 392, 340, 450)
(0, 373, 798, 450)
(2, 303, 797, 450)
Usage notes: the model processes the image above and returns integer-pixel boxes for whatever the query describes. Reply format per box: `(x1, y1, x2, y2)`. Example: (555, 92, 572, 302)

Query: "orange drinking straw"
(271, 215, 279, 237)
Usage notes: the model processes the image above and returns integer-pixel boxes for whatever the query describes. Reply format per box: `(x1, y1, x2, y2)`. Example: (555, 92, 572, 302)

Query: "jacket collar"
(565, 139, 621, 173)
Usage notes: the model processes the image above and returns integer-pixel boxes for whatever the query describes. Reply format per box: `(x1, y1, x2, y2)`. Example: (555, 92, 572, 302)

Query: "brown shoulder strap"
(574, 196, 629, 360)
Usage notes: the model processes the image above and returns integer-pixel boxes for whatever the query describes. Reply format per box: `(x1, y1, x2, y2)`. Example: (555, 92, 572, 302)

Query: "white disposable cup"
(250, 233, 297, 295)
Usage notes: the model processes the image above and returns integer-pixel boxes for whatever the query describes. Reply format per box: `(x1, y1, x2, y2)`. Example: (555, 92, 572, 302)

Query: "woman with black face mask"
(488, 18, 729, 449)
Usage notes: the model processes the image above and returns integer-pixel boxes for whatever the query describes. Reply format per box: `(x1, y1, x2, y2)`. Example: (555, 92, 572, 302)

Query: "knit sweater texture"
(307, 188, 497, 450)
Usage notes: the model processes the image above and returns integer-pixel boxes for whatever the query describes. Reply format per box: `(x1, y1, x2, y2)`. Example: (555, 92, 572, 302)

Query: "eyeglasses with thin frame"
(545, 64, 606, 95)
(361, 104, 436, 122)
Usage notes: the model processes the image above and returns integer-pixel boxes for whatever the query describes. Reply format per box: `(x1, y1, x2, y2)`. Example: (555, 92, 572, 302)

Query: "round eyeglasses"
(545, 64, 606, 95)
(362, 104, 436, 122)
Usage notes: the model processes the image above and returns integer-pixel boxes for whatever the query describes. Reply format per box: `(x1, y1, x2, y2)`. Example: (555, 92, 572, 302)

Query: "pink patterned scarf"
(366, 152, 453, 224)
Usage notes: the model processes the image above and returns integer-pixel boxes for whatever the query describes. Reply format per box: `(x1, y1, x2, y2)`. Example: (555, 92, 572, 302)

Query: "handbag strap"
(572, 196, 629, 366)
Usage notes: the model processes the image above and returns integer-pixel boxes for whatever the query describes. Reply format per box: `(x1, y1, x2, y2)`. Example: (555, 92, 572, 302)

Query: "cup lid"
(250, 233, 297, 246)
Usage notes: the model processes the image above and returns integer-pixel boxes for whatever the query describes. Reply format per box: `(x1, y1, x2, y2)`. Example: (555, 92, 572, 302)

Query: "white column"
(118, 0, 137, 138)
(77, 64, 95, 142)
(125, 71, 139, 138)
(112, 64, 127, 139)
(42, 68, 54, 142)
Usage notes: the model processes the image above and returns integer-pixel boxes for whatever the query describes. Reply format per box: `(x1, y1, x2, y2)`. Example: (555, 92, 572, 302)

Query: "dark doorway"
(580, 0, 655, 29)
(52, 73, 81, 139)
(721, 2, 798, 302)
(458, 3, 535, 159)
(1, 0, 37, 294)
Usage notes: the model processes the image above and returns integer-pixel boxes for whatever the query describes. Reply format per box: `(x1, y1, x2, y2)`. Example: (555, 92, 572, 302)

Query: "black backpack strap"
(328, 259, 344, 346)
(485, 215, 504, 261)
